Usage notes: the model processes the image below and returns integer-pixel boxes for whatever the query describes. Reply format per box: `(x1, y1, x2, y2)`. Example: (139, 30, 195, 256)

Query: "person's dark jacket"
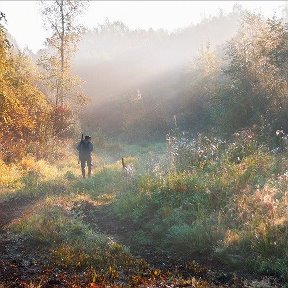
(77, 140, 93, 159)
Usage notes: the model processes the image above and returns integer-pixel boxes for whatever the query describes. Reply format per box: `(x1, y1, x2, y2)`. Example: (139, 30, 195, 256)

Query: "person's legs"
(81, 167, 85, 178)
(81, 160, 86, 178)
(87, 156, 92, 177)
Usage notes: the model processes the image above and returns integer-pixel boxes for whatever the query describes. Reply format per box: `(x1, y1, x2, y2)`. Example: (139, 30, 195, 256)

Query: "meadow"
(1, 130, 287, 287)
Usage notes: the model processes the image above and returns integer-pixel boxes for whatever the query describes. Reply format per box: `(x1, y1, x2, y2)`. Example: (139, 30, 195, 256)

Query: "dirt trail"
(0, 195, 91, 287)
(0, 196, 46, 286)
(0, 196, 35, 230)
(76, 201, 283, 288)
(0, 195, 284, 287)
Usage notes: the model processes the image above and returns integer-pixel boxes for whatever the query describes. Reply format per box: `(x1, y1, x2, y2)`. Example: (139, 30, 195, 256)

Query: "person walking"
(77, 135, 93, 178)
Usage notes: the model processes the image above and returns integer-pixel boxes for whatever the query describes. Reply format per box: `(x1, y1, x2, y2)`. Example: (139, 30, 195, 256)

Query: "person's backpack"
(80, 141, 90, 154)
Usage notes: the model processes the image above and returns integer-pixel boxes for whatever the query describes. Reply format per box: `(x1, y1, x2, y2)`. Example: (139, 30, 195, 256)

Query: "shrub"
(111, 132, 288, 280)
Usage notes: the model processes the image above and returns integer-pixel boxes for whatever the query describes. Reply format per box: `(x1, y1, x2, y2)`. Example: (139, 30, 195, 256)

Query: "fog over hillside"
(73, 10, 240, 103)
(68, 8, 242, 136)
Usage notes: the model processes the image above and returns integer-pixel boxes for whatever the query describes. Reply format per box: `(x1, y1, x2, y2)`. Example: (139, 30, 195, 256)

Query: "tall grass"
(0, 142, 93, 200)
(0, 159, 23, 191)
(111, 130, 288, 279)
(2, 134, 288, 280)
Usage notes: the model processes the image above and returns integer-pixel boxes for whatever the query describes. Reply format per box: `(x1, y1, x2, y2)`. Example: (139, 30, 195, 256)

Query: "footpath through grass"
(0, 134, 288, 286)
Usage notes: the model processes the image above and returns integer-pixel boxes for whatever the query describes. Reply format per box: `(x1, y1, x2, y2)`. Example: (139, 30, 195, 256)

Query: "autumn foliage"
(0, 15, 78, 162)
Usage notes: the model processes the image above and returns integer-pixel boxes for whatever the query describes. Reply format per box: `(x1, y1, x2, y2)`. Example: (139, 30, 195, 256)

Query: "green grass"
(10, 195, 145, 272)
(3, 136, 288, 281)
(109, 135, 288, 280)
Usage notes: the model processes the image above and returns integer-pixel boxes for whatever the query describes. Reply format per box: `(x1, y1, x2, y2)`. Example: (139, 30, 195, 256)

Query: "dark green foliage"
(212, 13, 288, 134)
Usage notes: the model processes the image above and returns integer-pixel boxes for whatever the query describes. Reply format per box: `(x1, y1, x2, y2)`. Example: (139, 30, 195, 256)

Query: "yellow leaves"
(0, 90, 35, 131)
(108, 265, 118, 279)
(152, 268, 161, 277)
(92, 270, 97, 283)
(223, 229, 241, 247)
(0, 41, 53, 162)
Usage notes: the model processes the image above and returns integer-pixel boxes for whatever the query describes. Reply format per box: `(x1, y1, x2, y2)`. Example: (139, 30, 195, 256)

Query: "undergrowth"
(2, 135, 288, 281)
(110, 130, 288, 280)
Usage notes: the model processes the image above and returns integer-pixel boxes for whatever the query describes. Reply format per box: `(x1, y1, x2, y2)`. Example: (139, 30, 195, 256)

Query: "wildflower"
(275, 129, 284, 136)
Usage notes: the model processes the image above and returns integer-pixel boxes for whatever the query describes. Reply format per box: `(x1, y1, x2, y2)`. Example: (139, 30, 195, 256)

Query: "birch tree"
(39, 0, 87, 107)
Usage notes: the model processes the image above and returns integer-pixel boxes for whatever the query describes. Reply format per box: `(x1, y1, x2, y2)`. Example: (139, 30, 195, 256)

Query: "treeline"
(171, 12, 288, 140)
(71, 10, 288, 143)
(1, 5, 288, 161)
(0, 1, 83, 163)
(0, 14, 51, 162)
(205, 13, 288, 135)
(71, 7, 242, 140)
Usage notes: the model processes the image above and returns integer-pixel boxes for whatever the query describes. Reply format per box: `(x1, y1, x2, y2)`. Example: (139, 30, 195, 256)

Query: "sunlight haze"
(0, 1, 286, 52)
(2, 0, 288, 286)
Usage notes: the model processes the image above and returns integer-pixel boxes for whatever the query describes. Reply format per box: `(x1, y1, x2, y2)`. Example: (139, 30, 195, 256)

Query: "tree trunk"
(60, 0, 64, 107)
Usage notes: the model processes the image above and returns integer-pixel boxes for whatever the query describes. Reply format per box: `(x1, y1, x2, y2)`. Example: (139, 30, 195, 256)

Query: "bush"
(111, 132, 288, 280)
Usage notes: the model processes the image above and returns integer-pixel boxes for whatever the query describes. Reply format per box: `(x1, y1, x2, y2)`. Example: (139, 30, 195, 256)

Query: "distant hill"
(70, 9, 242, 135)
(73, 10, 241, 105)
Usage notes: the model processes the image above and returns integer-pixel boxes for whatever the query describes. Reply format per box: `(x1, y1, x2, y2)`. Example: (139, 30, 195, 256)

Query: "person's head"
(85, 135, 91, 141)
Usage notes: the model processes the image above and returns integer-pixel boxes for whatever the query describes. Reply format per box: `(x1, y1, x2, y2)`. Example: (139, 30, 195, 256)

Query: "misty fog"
(69, 8, 241, 136)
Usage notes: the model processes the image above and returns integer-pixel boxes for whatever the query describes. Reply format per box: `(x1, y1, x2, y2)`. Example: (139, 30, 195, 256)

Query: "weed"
(110, 133, 288, 280)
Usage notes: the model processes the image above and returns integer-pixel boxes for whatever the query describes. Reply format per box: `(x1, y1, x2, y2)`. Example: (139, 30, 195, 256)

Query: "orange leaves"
(89, 283, 103, 288)
(50, 105, 74, 137)
(0, 51, 52, 162)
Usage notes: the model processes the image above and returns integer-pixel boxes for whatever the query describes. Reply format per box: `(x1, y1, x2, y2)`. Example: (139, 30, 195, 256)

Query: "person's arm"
(76, 141, 82, 151)
(90, 143, 93, 152)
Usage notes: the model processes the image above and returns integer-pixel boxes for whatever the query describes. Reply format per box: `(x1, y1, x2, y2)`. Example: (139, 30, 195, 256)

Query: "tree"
(179, 43, 222, 132)
(214, 12, 288, 133)
(0, 12, 53, 161)
(39, 0, 87, 107)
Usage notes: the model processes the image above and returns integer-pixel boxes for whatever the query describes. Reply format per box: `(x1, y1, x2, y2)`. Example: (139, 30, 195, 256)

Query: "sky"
(0, 1, 286, 53)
